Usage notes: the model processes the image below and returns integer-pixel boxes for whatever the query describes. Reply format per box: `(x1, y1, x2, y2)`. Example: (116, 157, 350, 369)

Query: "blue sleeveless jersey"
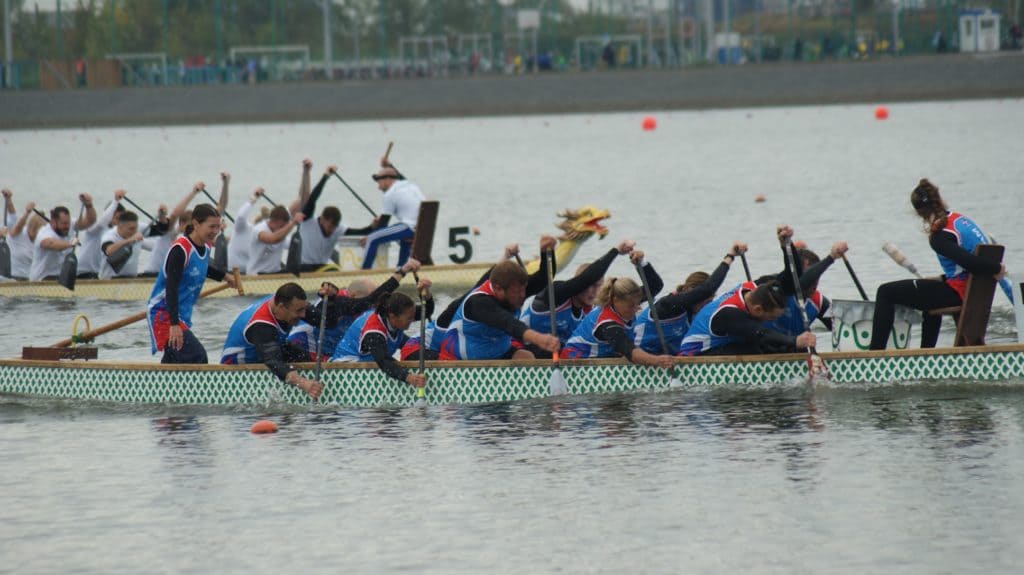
(439, 281, 513, 360)
(937, 212, 990, 299)
(521, 295, 590, 343)
(286, 303, 356, 360)
(147, 236, 209, 353)
(331, 310, 407, 362)
(762, 291, 824, 337)
(561, 306, 634, 359)
(633, 303, 691, 354)
(679, 282, 755, 356)
(220, 296, 289, 364)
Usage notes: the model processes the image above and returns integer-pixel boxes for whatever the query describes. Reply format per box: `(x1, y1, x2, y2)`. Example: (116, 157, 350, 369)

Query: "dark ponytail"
(185, 203, 220, 236)
(910, 179, 948, 233)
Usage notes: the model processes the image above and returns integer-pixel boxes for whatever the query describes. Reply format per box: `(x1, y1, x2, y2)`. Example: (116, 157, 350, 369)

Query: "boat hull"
(2, 345, 1022, 408)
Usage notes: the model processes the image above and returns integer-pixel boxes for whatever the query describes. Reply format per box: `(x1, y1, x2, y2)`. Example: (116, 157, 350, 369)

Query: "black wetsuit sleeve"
(437, 267, 494, 328)
(800, 256, 835, 291)
(930, 231, 1001, 276)
(594, 322, 636, 358)
(248, 323, 297, 381)
(463, 295, 529, 341)
(362, 332, 410, 383)
(710, 307, 797, 352)
(548, 248, 618, 304)
(639, 262, 664, 298)
(525, 250, 554, 297)
(147, 220, 169, 237)
(654, 261, 730, 318)
(817, 296, 834, 331)
(331, 276, 400, 318)
(206, 260, 226, 281)
(767, 243, 804, 294)
(302, 174, 329, 219)
(372, 215, 392, 230)
(343, 224, 374, 236)
(164, 244, 186, 325)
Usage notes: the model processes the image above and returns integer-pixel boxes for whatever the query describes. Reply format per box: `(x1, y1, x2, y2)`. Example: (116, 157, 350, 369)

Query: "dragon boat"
(2, 345, 1023, 408)
(0, 207, 611, 300)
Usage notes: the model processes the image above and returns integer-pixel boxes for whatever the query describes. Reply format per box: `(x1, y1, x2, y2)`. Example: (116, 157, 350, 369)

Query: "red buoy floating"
(250, 420, 279, 434)
(754, 194, 767, 203)
(641, 116, 657, 131)
(874, 106, 889, 120)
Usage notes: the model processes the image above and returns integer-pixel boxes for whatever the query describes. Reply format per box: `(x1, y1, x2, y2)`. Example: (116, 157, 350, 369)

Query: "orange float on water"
(754, 194, 767, 203)
(641, 116, 657, 131)
(250, 420, 279, 434)
(874, 106, 889, 120)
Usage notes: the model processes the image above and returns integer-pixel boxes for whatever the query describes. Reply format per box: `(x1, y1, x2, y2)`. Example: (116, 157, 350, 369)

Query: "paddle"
(739, 252, 752, 281)
(32, 208, 50, 223)
(412, 271, 427, 405)
(882, 241, 923, 278)
(58, 203, 85, 291)
(120, 195, 157, 223)
(312, 283, 330, 405)
(285, 223, 303, 277)
(331, 172, 378, 218)
(546, 249, 569, 395)
(783, 239, 829, 380)
(514, 254, 526, 269)
(258, 191, 279, 208)
(842, 255, 869, 301)
(0, 235, 10, 278)
(382, 141, 406, 180)
(52, 268, 244, 348)
(635, 260, 682, 388)
(198, 188, 234, 223)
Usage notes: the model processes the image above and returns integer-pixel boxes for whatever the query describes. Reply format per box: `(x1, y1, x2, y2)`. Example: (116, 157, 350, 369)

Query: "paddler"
(29, 194, 96, 281)
(147, 203, 237, 363)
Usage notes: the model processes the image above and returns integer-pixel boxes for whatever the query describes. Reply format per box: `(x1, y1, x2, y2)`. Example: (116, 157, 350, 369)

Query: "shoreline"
(1, 53, 1023, 130)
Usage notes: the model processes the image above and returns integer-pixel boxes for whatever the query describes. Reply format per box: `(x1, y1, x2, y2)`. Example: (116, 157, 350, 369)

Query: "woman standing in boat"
(147, 204, 237, 363)
(870, 179, 1007, 350)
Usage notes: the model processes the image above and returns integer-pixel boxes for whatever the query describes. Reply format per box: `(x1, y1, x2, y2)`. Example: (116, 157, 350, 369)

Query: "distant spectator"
(793, 38, 804, 61)
(933, 29, 948, 53)
(602, 43, 616, 68)
(75, 58, 87, 87)
(1011, 24, 1022, 50)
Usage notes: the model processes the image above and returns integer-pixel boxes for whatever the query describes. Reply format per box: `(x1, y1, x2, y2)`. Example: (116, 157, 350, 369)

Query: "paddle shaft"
(635, 261, 679, 379)
(412, 271, 426, 374)
(783, 239, 824, 360)
(514, 254, 525, 269)
(382, 141, 405, 180)
(120, 195, 157, 223)
(52, 271, 243, 348)
(545, 251, 560, 349)
(739, 253, 752, 281)
(259, 192, 279, 208)
(332, 172, 378, 217)
(315, 286, 328, 384)
(199, 188, 234, 223)
(842, 255, 870, 301)
(32, 208, 50, 223)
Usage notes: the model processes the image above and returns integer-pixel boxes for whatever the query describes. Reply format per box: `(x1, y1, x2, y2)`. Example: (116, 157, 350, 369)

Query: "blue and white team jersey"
(520, 295, 591, 344)
(633, 303, 691, 354)
(762, 291, 824, 337)
(146, 236, 209, 353)
(439, 280, 513, 360)
(286, 294, 356, 360)
(561, 306, 635, 359)
(220, 296, 289, 364)
(678, 281, 756, 356)
(331, 310, 407, 362)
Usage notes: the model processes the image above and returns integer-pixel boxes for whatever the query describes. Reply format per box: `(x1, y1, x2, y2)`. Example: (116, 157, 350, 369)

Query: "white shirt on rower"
(381, 180, 425, 228)
(99, 226, 144, 279)
(77, 200, 120, 275)
(246, 220, 287, 275)
(4, 212, 33, 279)
(29, 222, 79, 281)
(298, 216, 347, 266)
(141, 227, 177, 275)
(227, 200, 255, 272)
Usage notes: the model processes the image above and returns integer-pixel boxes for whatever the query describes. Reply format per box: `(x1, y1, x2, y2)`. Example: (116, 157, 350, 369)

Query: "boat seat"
(927, 244, 1004, 347)
(410, 200, 439, 266)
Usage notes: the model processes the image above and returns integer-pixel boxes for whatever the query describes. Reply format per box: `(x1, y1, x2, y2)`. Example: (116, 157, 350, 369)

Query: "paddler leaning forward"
(439, 236, 561, 360)
(220, 282, 347, 399)
(147, 203, 238, 364)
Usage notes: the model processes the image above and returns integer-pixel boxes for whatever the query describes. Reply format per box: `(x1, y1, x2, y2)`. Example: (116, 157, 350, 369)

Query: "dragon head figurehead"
(556, 206, 610, 241)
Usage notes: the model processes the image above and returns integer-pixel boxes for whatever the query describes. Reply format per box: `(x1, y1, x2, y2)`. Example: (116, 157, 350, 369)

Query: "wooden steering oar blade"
(52, 269, 244, 348)
(634, 260, 682, 388)
(331, 172, 377, 218)
(842, 255, 869, 301)
(783, 239, 829, 380)
(881, 241, 923, 278)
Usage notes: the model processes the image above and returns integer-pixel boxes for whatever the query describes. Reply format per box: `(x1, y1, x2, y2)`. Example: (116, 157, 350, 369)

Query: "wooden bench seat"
(927, 244, 1004, 347)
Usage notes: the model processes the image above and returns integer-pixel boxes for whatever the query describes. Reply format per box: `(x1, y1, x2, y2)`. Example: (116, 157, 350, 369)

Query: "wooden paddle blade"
(0, 239, 11, 278)
(285, 232, 302, 277)
(59, 252, 78, 291)
(548, 365, 568, 396)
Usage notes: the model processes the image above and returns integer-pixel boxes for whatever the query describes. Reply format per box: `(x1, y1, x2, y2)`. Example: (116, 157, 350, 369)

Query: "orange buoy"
(641, 116, 657, 131)
(472, 227, 481, 236)
(250, 419, 279, 434)
(874, 106, 889, 120)
(754, 194, 766, 203)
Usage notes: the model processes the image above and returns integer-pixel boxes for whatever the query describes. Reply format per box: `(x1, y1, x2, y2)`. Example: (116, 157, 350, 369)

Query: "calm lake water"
(2, 100, 1023, 573)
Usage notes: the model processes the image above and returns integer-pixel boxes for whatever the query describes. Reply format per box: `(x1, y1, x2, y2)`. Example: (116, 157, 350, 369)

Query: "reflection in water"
(152, 416, 216, 473)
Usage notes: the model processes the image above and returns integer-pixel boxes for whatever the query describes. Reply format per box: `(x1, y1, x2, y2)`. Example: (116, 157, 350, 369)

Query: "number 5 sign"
(448, 226, 474, 264)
